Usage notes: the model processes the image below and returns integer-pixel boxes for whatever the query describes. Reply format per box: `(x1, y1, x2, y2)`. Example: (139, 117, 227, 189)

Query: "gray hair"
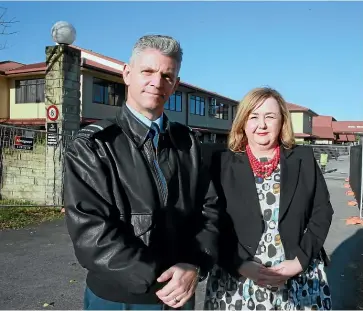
(130, 34, 183, 69)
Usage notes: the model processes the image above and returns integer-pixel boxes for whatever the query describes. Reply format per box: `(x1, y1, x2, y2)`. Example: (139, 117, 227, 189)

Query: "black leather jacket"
(64, 105, 220, 304)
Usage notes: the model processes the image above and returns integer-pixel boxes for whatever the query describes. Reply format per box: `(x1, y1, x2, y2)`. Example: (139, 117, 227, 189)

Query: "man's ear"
(122, 63, 131, 86)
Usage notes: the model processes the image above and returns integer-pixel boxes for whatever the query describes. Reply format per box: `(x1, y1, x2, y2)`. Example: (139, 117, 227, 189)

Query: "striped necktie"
(149, 122, 168, 205)
(150, 122, 160, 150)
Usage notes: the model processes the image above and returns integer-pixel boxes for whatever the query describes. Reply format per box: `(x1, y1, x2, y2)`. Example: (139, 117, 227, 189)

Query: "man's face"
(123, 48, 180, 120)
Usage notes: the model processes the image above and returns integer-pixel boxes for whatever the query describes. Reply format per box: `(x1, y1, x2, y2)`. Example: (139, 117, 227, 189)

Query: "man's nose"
(150, 73, 162, 88)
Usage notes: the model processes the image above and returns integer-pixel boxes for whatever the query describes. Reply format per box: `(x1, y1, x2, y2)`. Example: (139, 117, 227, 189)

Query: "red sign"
(47, 105, 59, 121)
(14, 135, 34, 150)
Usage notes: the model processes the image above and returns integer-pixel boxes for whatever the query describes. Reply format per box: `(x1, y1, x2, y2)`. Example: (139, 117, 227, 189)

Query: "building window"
(93, 78, 125, 106)
(189, 95, 205, 116)
(164, 91, 182, 111)
(15, 79, 45, 103)
(209, 98, 229, 120)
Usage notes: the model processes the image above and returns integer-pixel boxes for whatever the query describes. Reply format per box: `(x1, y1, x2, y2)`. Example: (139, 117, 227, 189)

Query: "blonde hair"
(228, 87, 295, 153)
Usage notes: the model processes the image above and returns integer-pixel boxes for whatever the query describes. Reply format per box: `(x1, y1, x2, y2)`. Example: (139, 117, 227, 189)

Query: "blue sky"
(1, 1, 362, 121)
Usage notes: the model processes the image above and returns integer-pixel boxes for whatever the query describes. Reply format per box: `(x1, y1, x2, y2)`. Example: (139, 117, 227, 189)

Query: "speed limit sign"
(47, 105, 59, 121)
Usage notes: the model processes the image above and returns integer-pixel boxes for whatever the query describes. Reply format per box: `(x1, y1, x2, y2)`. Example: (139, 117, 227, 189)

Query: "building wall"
(303, 112, 313, 134)
(164, 109, 185, 124)
(0, 76, 9, 118)
(291, 112, 304, 133)
(186, 92, 233, 131)
(9, 75, 46, 119)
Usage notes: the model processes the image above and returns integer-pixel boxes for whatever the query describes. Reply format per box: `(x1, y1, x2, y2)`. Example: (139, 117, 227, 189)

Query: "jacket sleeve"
(64, 137, 159, 294)
(292, 149, 334, 271)
(189, 140, 222, 276)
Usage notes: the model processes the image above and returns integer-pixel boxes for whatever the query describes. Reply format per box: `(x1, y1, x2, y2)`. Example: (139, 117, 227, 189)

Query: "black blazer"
(211, 145, 334, 276)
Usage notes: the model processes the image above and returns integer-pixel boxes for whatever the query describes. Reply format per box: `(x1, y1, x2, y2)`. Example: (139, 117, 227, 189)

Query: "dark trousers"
(84, 286, 195, 310)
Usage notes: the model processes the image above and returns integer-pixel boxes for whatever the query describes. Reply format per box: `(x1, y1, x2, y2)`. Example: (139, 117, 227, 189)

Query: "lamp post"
(51, 21, 76, 45)
(45, 21, 81, 207)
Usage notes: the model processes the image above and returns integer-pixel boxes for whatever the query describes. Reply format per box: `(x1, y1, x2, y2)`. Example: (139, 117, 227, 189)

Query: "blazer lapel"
(232, 152, 262, 221)
(279, 147, 301, 221)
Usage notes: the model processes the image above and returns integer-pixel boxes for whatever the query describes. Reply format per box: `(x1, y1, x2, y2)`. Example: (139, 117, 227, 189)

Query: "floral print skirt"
(204, 260, 332, 310)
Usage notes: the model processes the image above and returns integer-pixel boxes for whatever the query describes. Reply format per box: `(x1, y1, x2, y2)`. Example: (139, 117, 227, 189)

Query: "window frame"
(164, 91, 182, 112)
(15, 78, 45, 104)
(209, 97, 229, 120)
(92, 77, 125, 106)
(189, 95, 205, 116)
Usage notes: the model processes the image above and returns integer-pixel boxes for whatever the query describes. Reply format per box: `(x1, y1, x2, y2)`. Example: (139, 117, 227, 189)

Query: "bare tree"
(0, 7, 19, 50)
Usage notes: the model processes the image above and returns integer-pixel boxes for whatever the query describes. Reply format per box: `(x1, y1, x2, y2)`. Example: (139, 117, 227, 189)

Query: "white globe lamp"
(51, 21, 76, 45)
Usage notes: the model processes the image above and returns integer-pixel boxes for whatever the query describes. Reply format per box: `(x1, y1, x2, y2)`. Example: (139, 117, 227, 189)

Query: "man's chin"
(142, 101, 165, 110)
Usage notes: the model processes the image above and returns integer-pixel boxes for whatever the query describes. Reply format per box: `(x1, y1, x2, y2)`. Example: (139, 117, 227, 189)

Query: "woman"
(204, 87, 333, 310)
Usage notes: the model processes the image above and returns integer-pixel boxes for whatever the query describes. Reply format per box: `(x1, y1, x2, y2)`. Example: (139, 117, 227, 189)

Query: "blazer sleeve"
(208, 151, 245, 275)
(188, 138, 222, 276)
(64, 137, 160, 294)
(292, 148, 334, 271)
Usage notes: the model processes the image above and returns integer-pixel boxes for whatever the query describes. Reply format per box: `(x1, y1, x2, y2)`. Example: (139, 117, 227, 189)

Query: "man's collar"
(126, 103, 164, 133)
(116, 105, 169, 148)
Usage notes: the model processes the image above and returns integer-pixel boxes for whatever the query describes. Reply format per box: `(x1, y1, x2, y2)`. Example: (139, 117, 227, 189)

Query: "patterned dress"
(204, 164, 332, 310)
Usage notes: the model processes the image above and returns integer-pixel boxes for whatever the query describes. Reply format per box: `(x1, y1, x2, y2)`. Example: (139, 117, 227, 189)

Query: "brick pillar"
(44, 44, 81, 206)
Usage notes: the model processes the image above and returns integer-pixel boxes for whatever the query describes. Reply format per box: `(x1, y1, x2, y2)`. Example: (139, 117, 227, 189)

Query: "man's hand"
(156, 263, 198, 308)
(258, 257, 303, 287)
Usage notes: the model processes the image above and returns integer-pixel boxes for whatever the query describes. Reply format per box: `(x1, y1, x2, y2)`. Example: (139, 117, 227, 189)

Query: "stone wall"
(45, 45, 81, 136)
(0, 143, 63, 206)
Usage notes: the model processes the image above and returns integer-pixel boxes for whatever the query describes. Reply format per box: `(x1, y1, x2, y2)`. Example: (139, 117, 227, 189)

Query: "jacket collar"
(232, 144, 300, 222)
(115, 105, 170, 148)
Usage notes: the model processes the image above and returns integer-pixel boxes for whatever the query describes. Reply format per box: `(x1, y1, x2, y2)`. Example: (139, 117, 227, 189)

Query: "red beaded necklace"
(246, 144, 280, 178)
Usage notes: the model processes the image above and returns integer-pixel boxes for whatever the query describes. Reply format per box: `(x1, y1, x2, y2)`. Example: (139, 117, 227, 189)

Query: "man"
(64, 34, 220, 310)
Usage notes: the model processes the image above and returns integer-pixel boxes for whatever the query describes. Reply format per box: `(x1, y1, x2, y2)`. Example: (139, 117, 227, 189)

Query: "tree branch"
(0, 7, 19, 50)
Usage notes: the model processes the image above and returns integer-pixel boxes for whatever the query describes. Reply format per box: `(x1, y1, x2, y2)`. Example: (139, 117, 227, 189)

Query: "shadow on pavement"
(326, 228, 363, 309)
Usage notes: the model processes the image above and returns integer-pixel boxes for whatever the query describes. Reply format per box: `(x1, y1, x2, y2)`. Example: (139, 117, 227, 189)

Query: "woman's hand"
(238, 261, 283, 287)
(257, 257, 303, 287)
(238, 261, 265, 283)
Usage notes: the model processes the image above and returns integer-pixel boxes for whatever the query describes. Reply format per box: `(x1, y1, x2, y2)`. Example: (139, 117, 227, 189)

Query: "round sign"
(47, 105, 59, 121)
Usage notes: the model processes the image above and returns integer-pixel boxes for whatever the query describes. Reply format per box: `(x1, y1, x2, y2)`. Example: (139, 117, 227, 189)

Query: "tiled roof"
(313, 115, 334, 128)
(71, 45, 125, 65)
(179, 81, 238, 103)
(294, 133, 316, 138)
(287, 103, 318, 116)
(312, 126, 335, 139)
(286, 103, 310, 111)
(0, 61, 24, 73)
(82, 59, 122, 76)
(337, 134, 356, 142)
(0, 118, 46, 125)
(332, 121, 363, 133)
(347, 134, 357, 142)
(5, 62, 46, 74)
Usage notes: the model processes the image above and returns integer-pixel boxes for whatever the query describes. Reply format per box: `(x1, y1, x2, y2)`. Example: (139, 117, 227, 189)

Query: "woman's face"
(244, 97, 282, 150)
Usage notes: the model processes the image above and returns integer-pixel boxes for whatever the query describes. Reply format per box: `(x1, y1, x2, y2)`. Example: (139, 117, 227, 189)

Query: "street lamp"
(51, 21, 76, 45)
